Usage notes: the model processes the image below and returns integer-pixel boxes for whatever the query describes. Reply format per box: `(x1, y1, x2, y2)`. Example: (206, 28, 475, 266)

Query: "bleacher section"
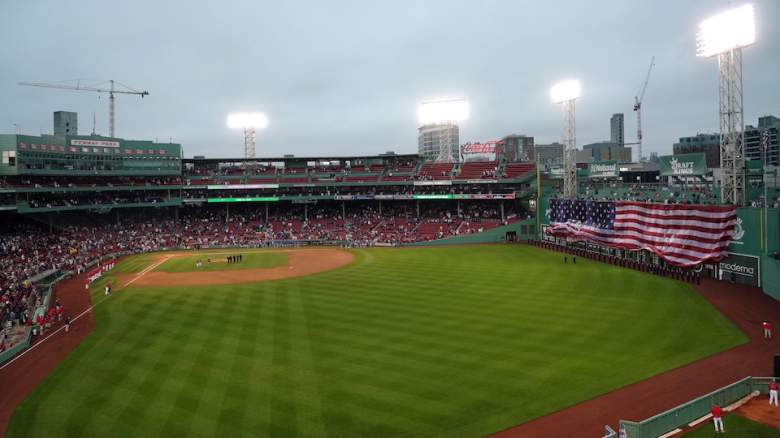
(502, 162, 535, 179)
(418, 163, 455, 180)
(456, 161, 498, 180)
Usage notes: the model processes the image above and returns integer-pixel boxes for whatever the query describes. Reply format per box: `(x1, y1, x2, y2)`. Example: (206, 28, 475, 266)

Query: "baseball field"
(6, 245, 747, 437)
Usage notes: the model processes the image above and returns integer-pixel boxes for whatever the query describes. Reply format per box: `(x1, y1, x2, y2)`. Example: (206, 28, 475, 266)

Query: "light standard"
(227, 112, 269, 159)
(696, 4, 756, 206)
(550, 80, 581, 198)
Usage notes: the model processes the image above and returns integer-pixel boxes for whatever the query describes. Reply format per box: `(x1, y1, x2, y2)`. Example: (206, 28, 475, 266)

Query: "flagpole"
(763, 129, 769, 253)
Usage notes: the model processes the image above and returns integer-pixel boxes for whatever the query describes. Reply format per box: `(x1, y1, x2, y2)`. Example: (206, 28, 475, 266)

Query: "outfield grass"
(7, 245, 747, 437)
(154, 251, 287, 273)
(685, 414, 780, 437)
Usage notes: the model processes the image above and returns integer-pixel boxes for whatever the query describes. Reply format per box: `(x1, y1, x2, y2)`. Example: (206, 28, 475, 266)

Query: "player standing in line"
(711, 404, 724, 433)
(763, 321, 772, 339)
(769, 379, 779, 407)
(64, 315, 71, 333)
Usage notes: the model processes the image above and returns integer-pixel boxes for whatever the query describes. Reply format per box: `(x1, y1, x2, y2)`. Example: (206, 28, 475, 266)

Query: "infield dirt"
(116, 248, 355, 288)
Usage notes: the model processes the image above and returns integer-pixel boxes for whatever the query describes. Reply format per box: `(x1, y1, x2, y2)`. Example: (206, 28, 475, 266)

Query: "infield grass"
(7, 245, 747, 437)
(154, 251, 287, 273)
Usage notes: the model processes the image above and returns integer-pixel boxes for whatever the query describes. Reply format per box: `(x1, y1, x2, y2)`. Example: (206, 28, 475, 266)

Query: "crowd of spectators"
(0, 200, 522, 349)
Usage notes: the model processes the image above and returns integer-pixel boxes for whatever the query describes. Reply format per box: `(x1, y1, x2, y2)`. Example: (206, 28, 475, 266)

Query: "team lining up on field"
(193, 254, 243, 268)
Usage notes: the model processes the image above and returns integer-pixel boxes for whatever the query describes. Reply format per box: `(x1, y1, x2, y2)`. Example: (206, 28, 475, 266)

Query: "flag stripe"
(547, 199, 736, 267)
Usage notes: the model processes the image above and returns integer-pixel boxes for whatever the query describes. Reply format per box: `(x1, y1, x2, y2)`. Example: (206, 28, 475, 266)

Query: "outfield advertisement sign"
(587, 161, 618, 178)
(659, 153, 707, 177)
(547, 166, 564, 179)
(207, 184, 279, 190)
(718, 253, 760, 287)
(207, 197, 280, 203)
(413, 180, 452, 186)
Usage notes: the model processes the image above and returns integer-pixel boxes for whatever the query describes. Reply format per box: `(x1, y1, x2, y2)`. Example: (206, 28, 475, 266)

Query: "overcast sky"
(1, 1, 778, 159)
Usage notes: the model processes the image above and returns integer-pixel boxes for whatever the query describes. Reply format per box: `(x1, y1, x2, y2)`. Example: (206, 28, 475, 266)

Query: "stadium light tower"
(227, 112, 269, 159)
(550, 80, 581, 199)
(417, 99, 469, 162)
(697, 4, 756, 206)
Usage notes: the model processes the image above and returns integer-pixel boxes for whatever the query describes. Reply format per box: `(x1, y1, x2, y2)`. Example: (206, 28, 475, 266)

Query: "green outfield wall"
(410, 220, 532, 246)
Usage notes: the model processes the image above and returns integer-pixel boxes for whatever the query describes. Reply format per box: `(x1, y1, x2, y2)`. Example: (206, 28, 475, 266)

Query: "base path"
(490, 278, 779, 438)
(117, 248, 355, 288)
(0, 271, 95, 436)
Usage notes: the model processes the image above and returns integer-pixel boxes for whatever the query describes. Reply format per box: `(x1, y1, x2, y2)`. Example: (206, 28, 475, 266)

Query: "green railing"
(618, 376, 769, 438)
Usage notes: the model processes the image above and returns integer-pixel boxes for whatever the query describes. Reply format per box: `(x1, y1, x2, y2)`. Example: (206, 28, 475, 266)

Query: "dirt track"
(117, 248, 355, 288)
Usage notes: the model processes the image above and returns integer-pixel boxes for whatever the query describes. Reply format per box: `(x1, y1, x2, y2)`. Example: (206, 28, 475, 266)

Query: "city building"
(500, 134, 534, 161)
(534, 142, 564, 165)
(581, 141, 632, 163)
(418, 123, 459, 162)
(610, 113, 624, 146)
(53, 111, 78, 137)
(672, 133, 720, 168)
(745, 115, 780, 166)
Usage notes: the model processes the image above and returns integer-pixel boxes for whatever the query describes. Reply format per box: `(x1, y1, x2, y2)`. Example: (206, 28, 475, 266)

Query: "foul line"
(0, 256, 170, 372)
(121, 256, 170, 288)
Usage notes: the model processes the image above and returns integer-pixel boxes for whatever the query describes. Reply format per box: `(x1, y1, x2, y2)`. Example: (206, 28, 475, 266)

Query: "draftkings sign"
(659, 153, 707, 177)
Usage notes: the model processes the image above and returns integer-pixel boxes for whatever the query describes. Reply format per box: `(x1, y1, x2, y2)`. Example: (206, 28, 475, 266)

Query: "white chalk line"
(0, 256, 170, 372)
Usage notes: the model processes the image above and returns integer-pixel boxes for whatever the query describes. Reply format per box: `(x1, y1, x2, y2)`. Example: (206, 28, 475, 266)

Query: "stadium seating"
(417, 163, 455, 180)
(502, 162, 535, 179)
(455, 161, 498, 180)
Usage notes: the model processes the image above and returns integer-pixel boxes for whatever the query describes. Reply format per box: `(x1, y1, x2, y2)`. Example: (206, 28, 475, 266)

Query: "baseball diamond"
(1, 246, 749, 437)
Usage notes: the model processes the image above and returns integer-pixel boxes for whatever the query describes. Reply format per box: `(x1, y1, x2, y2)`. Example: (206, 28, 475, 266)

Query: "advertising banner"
(659, 153, 707, 177)
(207, 184, 279, 190)
(413, 180, 452, 186)
(207, 197, 280, 203)
(718, 253, 760, 287)
(587, 161, 618, 178)
(728, 208, 760, 256)
(85, 259, 117, 288)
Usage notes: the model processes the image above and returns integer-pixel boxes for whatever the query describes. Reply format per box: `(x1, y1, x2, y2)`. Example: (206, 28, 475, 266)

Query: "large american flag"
(546, 199, 737, 267)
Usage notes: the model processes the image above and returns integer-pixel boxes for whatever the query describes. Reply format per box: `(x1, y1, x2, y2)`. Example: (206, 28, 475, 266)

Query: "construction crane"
(626, 57, 655, 162)
(18, 79, 149, 138)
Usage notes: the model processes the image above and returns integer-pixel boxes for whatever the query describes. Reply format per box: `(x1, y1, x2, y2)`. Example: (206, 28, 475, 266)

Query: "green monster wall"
(410, 221, 533, 246)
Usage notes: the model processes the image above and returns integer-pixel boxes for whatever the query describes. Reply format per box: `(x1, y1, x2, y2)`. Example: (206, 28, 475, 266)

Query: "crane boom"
(18, 81, 149, 96)
(632, 56, 655, 161)
(18, 79, 149, 138)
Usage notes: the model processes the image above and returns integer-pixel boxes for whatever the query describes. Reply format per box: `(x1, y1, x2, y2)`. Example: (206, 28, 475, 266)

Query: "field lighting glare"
(550, 80, 581, 104)
(417, 99, 470, 125)
(227, 112, 269, 129)
(696, 4, 756, 58)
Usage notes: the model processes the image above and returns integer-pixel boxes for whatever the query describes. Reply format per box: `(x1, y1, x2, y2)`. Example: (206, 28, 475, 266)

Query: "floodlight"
(227, 112, 269, 129)
(550, 80, 581, 104)
(696, 4, 755, 58)
(417, 99, 469, 125)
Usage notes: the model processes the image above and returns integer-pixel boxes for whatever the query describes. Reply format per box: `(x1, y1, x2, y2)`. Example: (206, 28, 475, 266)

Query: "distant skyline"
(1, 0, 778, 158)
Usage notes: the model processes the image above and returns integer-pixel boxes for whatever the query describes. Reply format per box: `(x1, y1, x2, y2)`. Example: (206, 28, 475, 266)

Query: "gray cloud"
(1, 0, 778, 158)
